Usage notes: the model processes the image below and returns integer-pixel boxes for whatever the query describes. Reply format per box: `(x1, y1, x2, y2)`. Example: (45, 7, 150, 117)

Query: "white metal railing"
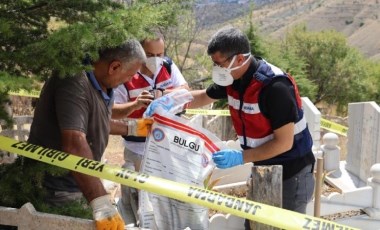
(0, 115, 33, 164)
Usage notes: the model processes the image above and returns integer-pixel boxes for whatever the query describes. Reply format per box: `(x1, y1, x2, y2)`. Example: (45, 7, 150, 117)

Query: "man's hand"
(127, 118, 153, 137)
(135, 90, 154, 109)
(90, 195, 124, 230)
(212, 149, 244, 169)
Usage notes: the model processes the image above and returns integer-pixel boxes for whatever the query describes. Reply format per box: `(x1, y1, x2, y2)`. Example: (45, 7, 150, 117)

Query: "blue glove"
(144, 95, 174, 117)
(212, 149, 243, 169)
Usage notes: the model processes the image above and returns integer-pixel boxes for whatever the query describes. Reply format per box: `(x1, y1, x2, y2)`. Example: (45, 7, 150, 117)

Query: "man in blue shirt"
(28, 39, 152, 230)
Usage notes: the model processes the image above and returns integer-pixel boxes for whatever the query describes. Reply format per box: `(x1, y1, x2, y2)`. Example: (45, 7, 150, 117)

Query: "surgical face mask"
(211, 53, 251, 86)
(145, 57, 163, 74)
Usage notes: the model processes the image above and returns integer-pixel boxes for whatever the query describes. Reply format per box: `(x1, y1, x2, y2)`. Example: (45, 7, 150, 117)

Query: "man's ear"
(236, 54, 245, 64)
(108, 60, 122, 75)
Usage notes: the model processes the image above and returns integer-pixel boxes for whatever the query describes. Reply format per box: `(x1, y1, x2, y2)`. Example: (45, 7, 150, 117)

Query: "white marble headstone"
(346, 101, 380, 182)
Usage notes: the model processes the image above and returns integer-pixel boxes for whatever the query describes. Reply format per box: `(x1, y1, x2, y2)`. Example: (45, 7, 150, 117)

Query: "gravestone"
(346, 102, 380, 183)
(301, 97, 321, 150)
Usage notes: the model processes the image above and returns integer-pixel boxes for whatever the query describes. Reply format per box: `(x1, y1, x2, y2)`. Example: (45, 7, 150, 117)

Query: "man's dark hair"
(207, 27, 250, 57)
(99, 39, 146, 66)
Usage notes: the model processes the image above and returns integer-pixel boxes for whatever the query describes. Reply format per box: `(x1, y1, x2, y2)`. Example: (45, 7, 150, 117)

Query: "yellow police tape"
(8, 89, 40, 98)
(186, 109, 348, 137)
(0, 136, 357, 230)
(6, 91, 349, 137)
(185, 109, 231, 116)
(320, 118, 348, 137)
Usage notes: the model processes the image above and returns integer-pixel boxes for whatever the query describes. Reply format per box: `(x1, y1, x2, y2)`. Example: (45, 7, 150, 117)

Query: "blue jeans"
(245, 164, 314, 229)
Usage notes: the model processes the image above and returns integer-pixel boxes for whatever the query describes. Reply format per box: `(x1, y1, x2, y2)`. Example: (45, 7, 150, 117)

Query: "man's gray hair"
(99, 39, 146, 65)
(207, 27, 250, 57)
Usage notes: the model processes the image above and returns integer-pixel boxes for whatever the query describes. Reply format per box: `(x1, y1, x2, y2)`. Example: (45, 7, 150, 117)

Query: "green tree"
(160, 1, 206, 76)
(0, 0, 182, 122)
(245, 2, 265, 58)
(366, 61, 380, 103)
(284, 25, 377, 113)
(244, 5, 316, 101)
(0, 0, 183, 217)
(263, 38, 317, 101)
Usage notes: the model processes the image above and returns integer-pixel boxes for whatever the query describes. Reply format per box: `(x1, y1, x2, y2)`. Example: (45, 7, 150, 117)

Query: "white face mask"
(145, 57, 163, 74)
(212, 53, 251, 86)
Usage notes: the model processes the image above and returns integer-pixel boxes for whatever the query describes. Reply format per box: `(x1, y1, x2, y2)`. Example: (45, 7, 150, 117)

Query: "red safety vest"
(123, 65, 174, 118)
(226, 61, 309, 156)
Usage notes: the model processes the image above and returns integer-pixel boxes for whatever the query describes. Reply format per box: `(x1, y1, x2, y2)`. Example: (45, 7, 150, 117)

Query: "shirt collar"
(86, 71, 114, 106)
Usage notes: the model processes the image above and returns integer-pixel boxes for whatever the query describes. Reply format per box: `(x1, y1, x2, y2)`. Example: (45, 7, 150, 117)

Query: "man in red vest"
(112, 33, 189, 223)
(148, 27, 315, 225)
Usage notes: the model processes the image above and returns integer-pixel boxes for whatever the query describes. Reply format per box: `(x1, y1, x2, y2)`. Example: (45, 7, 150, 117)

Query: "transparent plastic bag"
(143, 89, 193, 118)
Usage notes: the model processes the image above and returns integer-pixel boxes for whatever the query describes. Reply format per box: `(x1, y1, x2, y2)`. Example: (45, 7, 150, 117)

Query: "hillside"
(194, 0, 282, 27)
(252, 0, 380, 60)
(194, 0, 380, 60)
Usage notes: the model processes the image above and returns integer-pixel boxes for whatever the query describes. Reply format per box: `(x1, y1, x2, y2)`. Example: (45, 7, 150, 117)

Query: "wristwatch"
(149, 88, 165, 99)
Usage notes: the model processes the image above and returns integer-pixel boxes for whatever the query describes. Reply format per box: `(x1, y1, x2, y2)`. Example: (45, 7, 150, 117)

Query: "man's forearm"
(109, 119, 128, 135)
(112, 102, 139, 119)
(61, 130, 108, 202)
(71, 172, 107, 203)
(164, 84, 190, 95)
(188, 89, 216, 108)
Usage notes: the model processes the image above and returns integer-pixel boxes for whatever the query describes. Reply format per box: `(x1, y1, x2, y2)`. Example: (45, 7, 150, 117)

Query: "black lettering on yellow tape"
(320, 120, 331, 129)
(185, 109, 231, 116)
(320, 118, 348, 137)
(75, 158, 105, 172)
(302, 217, 354, 230)
(115, 168, 149, 183)
(8, 89, 41, 98)
(11, 141, 40, 153)
(0, 136, 358, 230)
(11, 141, 69, 163)
(188, 187, 261, 215)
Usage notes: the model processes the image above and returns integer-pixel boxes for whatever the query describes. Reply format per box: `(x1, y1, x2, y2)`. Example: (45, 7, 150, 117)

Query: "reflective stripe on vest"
(227, 59, 312, 161)
(237, 115, 307, 148)
(228, 95, 260, 114)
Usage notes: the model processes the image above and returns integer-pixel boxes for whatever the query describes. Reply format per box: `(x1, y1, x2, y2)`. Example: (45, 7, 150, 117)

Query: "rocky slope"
(253, 0, 380, 59)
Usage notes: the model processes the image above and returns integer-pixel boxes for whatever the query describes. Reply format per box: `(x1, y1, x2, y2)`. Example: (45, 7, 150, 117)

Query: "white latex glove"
(90, 195, 124, 230)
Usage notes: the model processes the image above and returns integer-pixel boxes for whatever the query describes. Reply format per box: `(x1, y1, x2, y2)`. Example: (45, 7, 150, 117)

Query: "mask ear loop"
(228, 53, 251, 71)
(227, 55, 237, 69)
